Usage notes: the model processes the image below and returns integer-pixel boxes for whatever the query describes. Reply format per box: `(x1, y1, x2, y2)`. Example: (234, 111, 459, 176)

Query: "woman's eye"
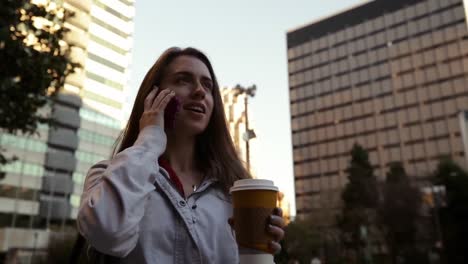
(176, 77, 190, 84)
(203, 81, 213, 90)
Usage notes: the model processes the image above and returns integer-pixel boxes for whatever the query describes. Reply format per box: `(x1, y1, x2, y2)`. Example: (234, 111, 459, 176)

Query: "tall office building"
(287, 0, 468, 223)
(0, 0, 134, 261)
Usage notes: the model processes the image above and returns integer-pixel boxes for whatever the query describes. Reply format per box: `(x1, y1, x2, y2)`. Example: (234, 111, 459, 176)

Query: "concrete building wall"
(287, 0, 468, 222)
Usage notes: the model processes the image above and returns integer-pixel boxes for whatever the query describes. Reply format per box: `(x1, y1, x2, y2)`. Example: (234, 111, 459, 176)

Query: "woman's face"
(160, 55, 214, 135)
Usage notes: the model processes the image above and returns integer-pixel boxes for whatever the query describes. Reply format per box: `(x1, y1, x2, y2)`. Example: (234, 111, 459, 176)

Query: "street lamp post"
(233, 84, 256, 173)
(430, 184, 446, 262)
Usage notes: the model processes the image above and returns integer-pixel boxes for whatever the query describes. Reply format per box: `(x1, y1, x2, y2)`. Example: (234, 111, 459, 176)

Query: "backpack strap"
(69, 233, 121, 264)
(69, 233, 86, 264)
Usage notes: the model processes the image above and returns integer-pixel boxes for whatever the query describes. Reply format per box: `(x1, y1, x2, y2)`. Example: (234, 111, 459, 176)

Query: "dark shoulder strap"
(69, 233, 121, 264)
(69, 233, 86, 264)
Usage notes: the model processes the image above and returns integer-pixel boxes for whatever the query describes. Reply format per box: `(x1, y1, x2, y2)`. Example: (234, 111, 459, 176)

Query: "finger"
(273, 207, 283, 217)
(157, 92, 176, 111)
(268, 241, 281, 255)
(150, 89, 172, 109)
(144, 87, 159, 110)
(269, 215, 285, 229)
(267, 224, 285, 242)
(151, 89, 173, 109)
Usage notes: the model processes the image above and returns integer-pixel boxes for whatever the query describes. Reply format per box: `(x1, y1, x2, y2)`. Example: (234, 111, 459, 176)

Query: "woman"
(77, 47, 285, 263)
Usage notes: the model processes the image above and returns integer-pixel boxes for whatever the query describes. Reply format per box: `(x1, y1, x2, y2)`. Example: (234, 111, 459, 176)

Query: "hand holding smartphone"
(163, 95, 181, 129)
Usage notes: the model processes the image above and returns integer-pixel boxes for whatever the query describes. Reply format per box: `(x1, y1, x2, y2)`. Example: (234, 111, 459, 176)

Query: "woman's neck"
(164, 132, 197, 173)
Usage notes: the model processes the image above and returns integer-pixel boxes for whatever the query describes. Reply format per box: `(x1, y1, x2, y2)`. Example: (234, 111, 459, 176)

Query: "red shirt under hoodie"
(158, 158, 186, 197)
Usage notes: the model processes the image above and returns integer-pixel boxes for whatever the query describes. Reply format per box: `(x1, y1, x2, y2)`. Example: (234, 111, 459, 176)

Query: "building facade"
(287, 0, 468, 223)
(221, 87, 258, 176)
(0, 0, 134, 261)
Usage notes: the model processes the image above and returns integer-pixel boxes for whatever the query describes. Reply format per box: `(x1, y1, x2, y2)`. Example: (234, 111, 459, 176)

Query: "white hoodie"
(77, 125, 238, 264)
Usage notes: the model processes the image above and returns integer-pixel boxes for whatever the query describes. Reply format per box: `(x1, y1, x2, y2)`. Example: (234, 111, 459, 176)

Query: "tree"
(0, 0, 78, 177)
(277, 218, 322, 264)
(433, 157, 468, 264)
(379, 162, 422, 264)
(338, 144, 379, 262)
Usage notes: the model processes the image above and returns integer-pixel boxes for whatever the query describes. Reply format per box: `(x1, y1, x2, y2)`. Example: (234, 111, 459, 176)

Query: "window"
(443, 100, 458, 115)
(328, 141, 337, 155)
(386, 113, 397, 127)
(400, 126, 410, 142)
(388, 129, 399, 144)
(450, 59, 463, 76)
(73, 172, 85, 184)
(78, 129, 116, 146)
(365, 116, 375, 131)
(430, 102, 444, 118)
(382, 95, 393, 111)
(437, 138, 451, 155)
(410, 125, 423, 141)
(353, 103, 363, 116)
(421, 105, 431, 120)
(0, 161, 44, 177)
(423, 122, 435, 138)
(292, 133, 300, 146)
(344, 122, 354, 136)
(80, 108, 121, 129)
(400, 57, 412, 73)
(336, 123, 344, 137)
(425, 66, 438, 83)
(405, 89, 417, 105)
(414, 69, 424, 85)
(291, 118, 299, 131)
(290, 103, 298, 116)
(343, 105, 353, 120)
(320, 159, 329, 173)
(298, 101, 307, 116)
(407, 107, 420, 123)
(367, 134, 377, 148)
(89, 34, 127, 56)
(317, 128, 326, 141)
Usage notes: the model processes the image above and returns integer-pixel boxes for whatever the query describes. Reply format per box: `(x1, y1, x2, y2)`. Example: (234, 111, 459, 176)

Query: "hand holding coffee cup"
(268, 207, 285, 253)
(229, 179, 285, 263)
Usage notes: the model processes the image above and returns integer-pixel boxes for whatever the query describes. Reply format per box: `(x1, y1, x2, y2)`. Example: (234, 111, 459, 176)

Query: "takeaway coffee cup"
(230, 179, 279, 255)
(238, 247, 275, 264)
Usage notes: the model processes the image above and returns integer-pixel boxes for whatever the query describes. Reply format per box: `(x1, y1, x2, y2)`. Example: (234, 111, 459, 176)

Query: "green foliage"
(433, 157, 468, 264)
(339, 144, 379, 252)
(379, 162, 422, 263)
(278, 218, 322, 264)
(342, 144, 379, 210)
(0, 0, 78, 176)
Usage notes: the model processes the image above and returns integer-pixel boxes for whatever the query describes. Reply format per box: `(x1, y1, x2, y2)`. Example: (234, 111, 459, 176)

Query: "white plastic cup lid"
(230, 179, 279, 193)
(239, 253, 275, 264)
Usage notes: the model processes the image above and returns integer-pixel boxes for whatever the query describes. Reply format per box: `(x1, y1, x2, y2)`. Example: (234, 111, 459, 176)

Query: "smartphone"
(164, 96, 180, 129)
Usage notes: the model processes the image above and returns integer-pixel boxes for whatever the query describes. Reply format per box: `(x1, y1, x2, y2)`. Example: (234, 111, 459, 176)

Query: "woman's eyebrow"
(173, 71, 212, 81)
(172, 71, 192, 77)
(201, 76, 213, 82)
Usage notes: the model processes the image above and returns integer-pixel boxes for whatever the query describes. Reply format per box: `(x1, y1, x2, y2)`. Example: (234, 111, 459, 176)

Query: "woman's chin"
(173, 122, 208, 136)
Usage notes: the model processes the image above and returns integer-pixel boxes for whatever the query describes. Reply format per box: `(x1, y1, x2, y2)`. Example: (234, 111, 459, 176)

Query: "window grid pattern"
(288, 0, 468, 217)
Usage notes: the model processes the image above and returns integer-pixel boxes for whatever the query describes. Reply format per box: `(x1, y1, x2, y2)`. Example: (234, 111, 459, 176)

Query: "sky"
(128, 0, 364, 216)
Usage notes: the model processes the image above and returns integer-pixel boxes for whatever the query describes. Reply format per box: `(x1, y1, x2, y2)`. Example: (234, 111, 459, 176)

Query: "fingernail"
(268, 241, 276, 253)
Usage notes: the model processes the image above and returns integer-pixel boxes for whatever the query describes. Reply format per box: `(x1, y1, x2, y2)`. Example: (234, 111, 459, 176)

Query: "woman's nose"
(192, 82, 206, 99)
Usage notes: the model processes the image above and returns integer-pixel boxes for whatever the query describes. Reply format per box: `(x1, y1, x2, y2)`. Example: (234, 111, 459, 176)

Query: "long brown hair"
(113, 47, 251, 191)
